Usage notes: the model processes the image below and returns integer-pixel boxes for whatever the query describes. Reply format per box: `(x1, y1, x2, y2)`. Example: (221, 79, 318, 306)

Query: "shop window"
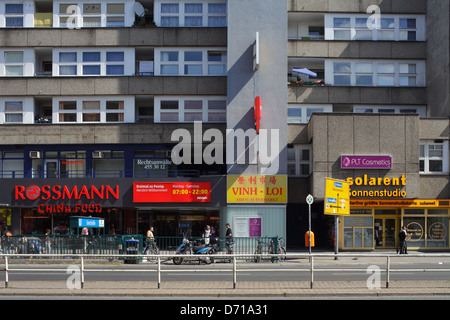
(1, 151, 24, 178)
(93, 150, 125, 178)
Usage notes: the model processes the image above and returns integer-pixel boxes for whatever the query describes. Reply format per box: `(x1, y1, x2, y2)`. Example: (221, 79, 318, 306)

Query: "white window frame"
(0, 1, 35, 28)
(154, 96, 226, 123)
(419, 140, 449, 175)
(325, 14, 426, 41)
(287, 144, 312, 177)
(325, 60, 426, 87)
(53, 1, 134, 28)
(53, 48, 134, 76)
(154, 0, 227, 27)
(155, 48, 226, 76)
(353, 105, 426, 118)
(287, 104, 332, 124)
(52, 96, 134, 123)
(0, 49, 34, 77)
(0, 97, 34, 124)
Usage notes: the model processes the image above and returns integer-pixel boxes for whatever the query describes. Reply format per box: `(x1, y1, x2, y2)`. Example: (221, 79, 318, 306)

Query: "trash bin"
(125, 239, 139, 264)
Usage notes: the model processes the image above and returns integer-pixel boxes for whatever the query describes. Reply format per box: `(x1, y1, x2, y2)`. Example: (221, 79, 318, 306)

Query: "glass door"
(374, 217, 397, 248)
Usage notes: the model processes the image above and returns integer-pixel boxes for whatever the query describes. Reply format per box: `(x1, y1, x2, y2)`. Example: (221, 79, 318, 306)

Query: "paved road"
(1, 257, 450, 283)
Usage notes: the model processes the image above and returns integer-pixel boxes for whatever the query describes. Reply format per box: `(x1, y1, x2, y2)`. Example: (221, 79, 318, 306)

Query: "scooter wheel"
(173, 257, 183, 265)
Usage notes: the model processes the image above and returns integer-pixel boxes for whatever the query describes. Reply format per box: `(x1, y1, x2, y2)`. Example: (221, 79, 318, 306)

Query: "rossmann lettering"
(15, 184, 120, 201)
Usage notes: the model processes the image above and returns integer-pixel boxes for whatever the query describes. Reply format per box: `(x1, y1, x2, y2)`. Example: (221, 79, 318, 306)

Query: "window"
(57, 2, 129, 28)
(353, 105, 426, 117)
(156, 1, 226, 27)
(4, 101, 23, 123)
(161, 3, 179, 26)
(4, 51, 24, 76)
(106, 3, 125, 27)
(54, 97, 133, 123)
(420, 141, 449, 174)
(155, 96, 226, 122)
(327, 60, 425, 87)
(55, 49, 132, 76)
(326, 14, 425, 41)
(287, 105, 332, 124)
(156, 48, 226, 76)
(333, 62, 351, 85)
(5, 3, 24, 27)
(287, 145, 312, 177)
(1, 151, 24, 178)
(208, 3, 226, 27)
(185, 3, 203, 27)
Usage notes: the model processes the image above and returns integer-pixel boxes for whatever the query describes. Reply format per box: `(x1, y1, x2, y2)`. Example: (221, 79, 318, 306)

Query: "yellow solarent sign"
(227, 175, 287, 203)
(324, 178, 350, 215)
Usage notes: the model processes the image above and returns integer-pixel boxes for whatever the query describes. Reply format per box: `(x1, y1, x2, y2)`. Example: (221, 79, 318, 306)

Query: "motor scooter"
(173, 237, 217, 265)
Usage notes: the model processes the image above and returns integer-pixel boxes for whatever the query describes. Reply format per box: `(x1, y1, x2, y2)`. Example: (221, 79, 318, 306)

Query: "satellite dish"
(134, 2, 145, 17)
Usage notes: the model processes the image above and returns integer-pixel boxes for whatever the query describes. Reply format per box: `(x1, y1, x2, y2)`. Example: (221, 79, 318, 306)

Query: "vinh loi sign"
(341, 155, 392, 169)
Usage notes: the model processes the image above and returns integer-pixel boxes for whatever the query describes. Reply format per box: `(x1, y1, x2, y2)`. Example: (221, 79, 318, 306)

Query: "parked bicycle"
(143, 238, 159, 262)
(253, 238, 266, 263)
(268, 236, 287, 263)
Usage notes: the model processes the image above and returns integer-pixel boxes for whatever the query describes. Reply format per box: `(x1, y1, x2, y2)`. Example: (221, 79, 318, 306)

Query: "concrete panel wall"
(0, 123, 226, 145)
(288, 0, 426, 13)
(309, 113, 421, 200)
(0, 77, 226, 97)
(0, 28, 227, 47)
(288, 41, 426, 59)
(288, 87, 427, 105)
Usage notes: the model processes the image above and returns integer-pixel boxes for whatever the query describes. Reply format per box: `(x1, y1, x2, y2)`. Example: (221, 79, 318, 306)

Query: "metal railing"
(2, 253, 450, 290)
(1, 235, 279, 260)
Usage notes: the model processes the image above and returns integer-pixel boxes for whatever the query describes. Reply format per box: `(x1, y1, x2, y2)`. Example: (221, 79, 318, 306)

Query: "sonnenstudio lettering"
(15, 184, 119, 201)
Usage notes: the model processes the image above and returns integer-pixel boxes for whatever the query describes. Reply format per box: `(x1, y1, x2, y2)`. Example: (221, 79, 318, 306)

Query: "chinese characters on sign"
(227, 175, 287, 203)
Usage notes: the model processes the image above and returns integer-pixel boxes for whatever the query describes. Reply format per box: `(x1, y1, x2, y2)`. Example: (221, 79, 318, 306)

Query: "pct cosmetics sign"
(341, 155, 392, 169)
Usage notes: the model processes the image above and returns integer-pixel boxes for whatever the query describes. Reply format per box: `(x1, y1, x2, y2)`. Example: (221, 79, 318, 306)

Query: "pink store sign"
(341, 155, 392, 169)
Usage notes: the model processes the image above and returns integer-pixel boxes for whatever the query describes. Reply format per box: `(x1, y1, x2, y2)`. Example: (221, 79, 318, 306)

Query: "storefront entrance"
(374, 217, 398, 249)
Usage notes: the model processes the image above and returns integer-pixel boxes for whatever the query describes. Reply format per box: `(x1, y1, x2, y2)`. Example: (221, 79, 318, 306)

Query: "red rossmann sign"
(15, 184, 119, 201)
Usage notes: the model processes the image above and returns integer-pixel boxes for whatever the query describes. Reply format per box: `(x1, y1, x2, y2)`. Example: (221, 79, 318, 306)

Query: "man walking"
(225, 223, 233, 254)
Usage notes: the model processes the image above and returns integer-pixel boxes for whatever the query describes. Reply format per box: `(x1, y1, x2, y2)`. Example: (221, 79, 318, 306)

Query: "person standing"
(225, 223, 233, 254)
(203, 225, 211, 245)
(398, 226, 409, 254)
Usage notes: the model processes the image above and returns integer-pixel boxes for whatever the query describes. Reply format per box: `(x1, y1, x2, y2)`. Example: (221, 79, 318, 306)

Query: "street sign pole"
(306, 195, 314, 256)
(308, 203, 312, 256)
(334, 215, 339, 260)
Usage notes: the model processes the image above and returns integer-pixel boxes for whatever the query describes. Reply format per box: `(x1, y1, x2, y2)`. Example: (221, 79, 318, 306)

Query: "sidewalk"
(1, 280, 450, 297)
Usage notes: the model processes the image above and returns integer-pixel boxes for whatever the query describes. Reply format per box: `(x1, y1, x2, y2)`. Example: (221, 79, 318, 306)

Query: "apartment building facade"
(0, 0, 449, 251)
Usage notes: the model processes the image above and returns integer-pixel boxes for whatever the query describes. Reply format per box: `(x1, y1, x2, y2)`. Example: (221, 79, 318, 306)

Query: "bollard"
(157, 256, 161, 289)
(233, 256, 237, 289)
(4, 256, 8, 289)
(80, 256, 85, 289)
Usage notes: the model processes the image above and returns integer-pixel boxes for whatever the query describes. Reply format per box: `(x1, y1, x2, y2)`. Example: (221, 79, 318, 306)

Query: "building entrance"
(374, 217, 398, 249)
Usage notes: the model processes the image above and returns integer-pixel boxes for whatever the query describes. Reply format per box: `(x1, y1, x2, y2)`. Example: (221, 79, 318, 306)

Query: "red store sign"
(14, 184, 120, 214)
